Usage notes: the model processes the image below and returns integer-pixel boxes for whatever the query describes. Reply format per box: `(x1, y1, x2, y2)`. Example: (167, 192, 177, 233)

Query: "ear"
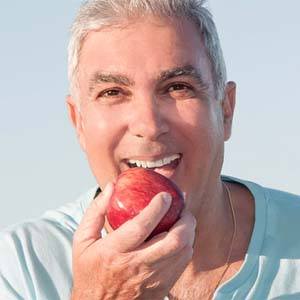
(222, 81, 236, 141)
(66, 95, 87, 152)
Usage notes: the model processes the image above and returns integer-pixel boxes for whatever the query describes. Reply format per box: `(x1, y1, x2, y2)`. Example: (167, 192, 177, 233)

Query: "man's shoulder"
(1, 185, 98, 236)
(223, 174, 300, 234)
(0, 185, 99, 252)
(265, 186, 300, 206)
(242, 177, 300, 219)
(248, 182, 300, 255)
(223, 174, 300, 207)
(264, 186, 300, 230)
(0, 186, 98, 299)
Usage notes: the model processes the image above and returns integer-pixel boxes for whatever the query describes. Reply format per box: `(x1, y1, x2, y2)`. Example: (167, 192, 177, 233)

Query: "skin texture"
(67, 16, 252, 300)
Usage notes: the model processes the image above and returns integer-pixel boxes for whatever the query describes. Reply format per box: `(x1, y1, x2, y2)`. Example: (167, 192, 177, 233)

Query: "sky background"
(0, 1, 299, 229)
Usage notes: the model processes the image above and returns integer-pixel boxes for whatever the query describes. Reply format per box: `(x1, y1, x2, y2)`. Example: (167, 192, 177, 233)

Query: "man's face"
(67, 16, 235, 212)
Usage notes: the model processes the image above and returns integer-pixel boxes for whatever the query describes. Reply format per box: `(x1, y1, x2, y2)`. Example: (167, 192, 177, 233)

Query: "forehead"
(78, 16, 212, 87)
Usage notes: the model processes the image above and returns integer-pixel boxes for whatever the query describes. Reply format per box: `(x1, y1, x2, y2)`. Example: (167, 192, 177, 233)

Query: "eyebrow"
(88, 72, 134, 95)
(88, 65, 207, 95)
(157, 65, 206, 86)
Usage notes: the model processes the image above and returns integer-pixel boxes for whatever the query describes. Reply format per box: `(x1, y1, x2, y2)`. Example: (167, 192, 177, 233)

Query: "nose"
(128, 97, 169, 141)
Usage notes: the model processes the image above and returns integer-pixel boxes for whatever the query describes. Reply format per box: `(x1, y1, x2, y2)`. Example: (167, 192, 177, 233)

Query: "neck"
(169, 180, 255, 300)
(187, 178, 235, 273)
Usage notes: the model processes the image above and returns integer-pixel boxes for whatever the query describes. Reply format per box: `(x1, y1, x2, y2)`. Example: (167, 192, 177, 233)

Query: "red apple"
(107, 167, 184, 239)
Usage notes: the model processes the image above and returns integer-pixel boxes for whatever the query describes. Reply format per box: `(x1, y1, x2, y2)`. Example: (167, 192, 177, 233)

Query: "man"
(1, 0, 300, 299)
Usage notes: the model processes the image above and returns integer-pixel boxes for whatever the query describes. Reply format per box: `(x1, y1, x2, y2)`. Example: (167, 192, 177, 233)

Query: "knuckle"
(168, 235, 185, 252)
(101, 248, 134, 272)
(105, 251, 130, 268)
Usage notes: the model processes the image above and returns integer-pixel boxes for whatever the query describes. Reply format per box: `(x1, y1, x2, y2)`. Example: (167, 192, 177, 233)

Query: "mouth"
(123, 153, 182, 178)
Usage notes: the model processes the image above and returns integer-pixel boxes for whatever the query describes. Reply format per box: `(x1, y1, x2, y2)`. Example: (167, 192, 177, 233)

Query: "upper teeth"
(128, 154, 180, 168)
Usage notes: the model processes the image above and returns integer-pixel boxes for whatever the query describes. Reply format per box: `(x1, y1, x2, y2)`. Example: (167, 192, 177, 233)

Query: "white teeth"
(146, 161, 157, 168)
(128, 154, 180, 168)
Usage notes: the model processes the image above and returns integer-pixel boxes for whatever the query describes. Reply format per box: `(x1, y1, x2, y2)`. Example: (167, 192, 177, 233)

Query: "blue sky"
(0, 0, 299, 228)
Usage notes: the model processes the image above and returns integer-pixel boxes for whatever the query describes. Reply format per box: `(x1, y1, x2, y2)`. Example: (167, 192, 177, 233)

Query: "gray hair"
(68, 0, 227, 102)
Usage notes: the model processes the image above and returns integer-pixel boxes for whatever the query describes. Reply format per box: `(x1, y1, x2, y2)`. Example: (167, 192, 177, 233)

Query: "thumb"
(73, 182, 114, 254)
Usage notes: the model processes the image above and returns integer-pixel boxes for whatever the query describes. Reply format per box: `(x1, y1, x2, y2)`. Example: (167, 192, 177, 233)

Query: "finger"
(138, 209, 196, 264)
(135, 230, 168, 251)
(73, 182, 114, 253)
(154, 243, 194, 285)
(104, 192, 172, 252)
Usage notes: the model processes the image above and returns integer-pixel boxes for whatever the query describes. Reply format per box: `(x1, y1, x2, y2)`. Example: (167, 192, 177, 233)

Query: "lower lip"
(147, 158, 181, 179)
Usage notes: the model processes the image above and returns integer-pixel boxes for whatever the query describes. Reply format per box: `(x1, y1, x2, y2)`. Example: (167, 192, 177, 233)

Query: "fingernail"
(162, 193, 172, 205)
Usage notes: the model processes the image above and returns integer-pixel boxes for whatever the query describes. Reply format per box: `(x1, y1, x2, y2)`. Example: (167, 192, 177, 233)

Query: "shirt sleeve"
(0, 229, 34, 300)
(0, 190, 95, 300)
(0, 219, 74, 300)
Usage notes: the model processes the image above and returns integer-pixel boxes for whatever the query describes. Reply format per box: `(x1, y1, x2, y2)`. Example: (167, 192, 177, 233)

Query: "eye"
(167, 83, 195, 99)
(95, 87, 130, 104)
(100, 89, 121, 98)
(168, 83, 188, 91)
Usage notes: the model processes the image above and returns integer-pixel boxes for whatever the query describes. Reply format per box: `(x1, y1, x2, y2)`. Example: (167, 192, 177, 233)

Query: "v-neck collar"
(214, 175, 268, 296)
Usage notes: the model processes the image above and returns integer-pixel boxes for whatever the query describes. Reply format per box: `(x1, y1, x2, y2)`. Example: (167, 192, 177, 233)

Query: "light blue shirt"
(1, 176, 300, 300)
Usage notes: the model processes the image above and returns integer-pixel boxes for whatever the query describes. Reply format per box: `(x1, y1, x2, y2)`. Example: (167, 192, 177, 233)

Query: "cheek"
(81, 108, 125, 180)
(176, 101, 220, 137)
(176, 102, 224, 157)
(83, 108, 122, 150)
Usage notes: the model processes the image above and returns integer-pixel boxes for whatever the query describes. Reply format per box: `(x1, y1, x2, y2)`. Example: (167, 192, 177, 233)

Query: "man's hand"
(71, 182, 196, 300)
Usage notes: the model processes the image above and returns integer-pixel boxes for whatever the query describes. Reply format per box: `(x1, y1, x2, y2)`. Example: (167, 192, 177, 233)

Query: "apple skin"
(107, 167, 184, 239)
